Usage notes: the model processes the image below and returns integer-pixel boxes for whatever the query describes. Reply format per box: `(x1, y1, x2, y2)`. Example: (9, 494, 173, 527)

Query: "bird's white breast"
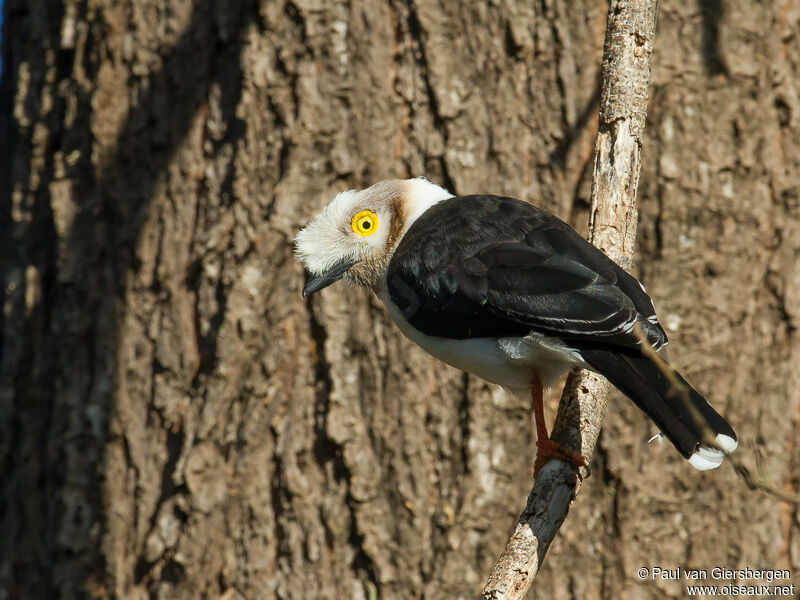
(379, 289, 582, 392)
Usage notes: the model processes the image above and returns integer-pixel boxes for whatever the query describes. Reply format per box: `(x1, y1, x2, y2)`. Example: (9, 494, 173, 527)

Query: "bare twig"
(634, 325, 800, 507)
(730, 463, 800, 505)
(634, 324, 717, 447)
(482, 2, 659, 598)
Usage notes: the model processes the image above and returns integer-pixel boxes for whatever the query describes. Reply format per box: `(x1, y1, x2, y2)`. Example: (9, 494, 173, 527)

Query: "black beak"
(302, 257, 359, 297)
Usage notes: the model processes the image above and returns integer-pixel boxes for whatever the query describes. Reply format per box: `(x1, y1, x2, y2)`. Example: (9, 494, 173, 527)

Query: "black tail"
(578, 348, 737, 470)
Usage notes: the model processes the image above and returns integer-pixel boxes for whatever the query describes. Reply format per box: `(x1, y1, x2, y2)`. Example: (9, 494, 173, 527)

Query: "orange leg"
(531, 373, 586, 476)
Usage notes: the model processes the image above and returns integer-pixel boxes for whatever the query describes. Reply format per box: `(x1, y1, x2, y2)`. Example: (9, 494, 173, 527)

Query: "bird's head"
(295, 178, 453, 296)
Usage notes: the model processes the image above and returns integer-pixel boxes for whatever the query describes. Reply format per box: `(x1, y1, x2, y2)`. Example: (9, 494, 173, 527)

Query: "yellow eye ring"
(351, 210, 378, 236)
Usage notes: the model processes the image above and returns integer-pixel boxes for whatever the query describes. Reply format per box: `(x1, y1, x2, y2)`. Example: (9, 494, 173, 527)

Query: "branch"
(482, 2, 659, 598)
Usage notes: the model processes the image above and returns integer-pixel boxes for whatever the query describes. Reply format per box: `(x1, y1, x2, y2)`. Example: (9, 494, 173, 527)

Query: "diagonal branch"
(482, 1, 659, 598)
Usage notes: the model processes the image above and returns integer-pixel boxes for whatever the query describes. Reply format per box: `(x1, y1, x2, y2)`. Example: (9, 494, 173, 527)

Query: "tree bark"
(1, 1, 799, 599)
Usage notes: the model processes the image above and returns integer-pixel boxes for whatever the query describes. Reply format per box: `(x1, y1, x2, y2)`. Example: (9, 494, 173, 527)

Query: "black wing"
(386, 195, 666, 349)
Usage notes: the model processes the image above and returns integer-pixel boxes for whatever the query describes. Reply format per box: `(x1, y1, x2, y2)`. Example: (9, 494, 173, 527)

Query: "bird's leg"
(531, 374, 586, 476)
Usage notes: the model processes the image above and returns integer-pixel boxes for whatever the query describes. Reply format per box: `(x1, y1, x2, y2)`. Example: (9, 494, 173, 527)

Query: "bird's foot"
(533, 438, 586, 476)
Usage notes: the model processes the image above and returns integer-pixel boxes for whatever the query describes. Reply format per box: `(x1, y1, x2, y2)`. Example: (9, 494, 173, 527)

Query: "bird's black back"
(386, 195, 666, 350)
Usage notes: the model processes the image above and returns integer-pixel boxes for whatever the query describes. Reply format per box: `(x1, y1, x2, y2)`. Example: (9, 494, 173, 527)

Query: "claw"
(533, 437, 586, 476)
(530, 373, 586, 477)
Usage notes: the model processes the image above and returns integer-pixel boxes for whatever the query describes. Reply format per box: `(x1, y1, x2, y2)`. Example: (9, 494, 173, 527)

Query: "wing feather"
(386, 195, 666, 349)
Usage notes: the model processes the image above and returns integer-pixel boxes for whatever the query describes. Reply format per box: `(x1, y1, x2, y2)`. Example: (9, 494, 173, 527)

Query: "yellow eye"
(351, 210, 378, 236)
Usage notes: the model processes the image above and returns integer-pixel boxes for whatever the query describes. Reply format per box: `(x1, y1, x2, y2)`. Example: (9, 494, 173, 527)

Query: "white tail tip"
(687, 434, 738, 471)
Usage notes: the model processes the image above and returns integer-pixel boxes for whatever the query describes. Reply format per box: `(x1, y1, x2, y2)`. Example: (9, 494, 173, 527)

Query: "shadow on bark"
(0, 0, 257, 596)
(696, 0, 728, 76)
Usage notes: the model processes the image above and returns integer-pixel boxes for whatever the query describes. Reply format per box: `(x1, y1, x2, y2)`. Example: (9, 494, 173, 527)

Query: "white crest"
(294, 178, 453, 277)
(294, 189, 374, 275)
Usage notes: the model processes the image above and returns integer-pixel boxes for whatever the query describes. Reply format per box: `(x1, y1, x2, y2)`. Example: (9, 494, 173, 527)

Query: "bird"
(294, 177, 737, 474)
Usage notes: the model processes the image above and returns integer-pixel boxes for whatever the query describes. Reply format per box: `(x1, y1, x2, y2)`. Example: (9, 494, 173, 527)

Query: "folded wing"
(386, 194, 666, 350)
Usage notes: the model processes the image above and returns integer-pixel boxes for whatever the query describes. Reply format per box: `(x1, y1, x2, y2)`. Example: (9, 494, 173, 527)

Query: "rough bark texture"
(484, 2, 657, 597)
(1, 1, 798, 599)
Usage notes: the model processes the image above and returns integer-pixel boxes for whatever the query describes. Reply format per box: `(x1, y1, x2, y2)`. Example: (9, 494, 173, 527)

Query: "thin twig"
(634, 324, 800, 507)
(634, 324, 718, 447)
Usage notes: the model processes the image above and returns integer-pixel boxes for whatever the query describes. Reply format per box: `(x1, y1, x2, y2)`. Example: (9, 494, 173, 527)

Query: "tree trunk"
(1, 1, 798, 599)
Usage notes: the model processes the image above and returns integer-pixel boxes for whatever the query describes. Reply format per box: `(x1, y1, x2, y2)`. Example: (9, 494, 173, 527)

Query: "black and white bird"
(295, 178, 737, 473)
